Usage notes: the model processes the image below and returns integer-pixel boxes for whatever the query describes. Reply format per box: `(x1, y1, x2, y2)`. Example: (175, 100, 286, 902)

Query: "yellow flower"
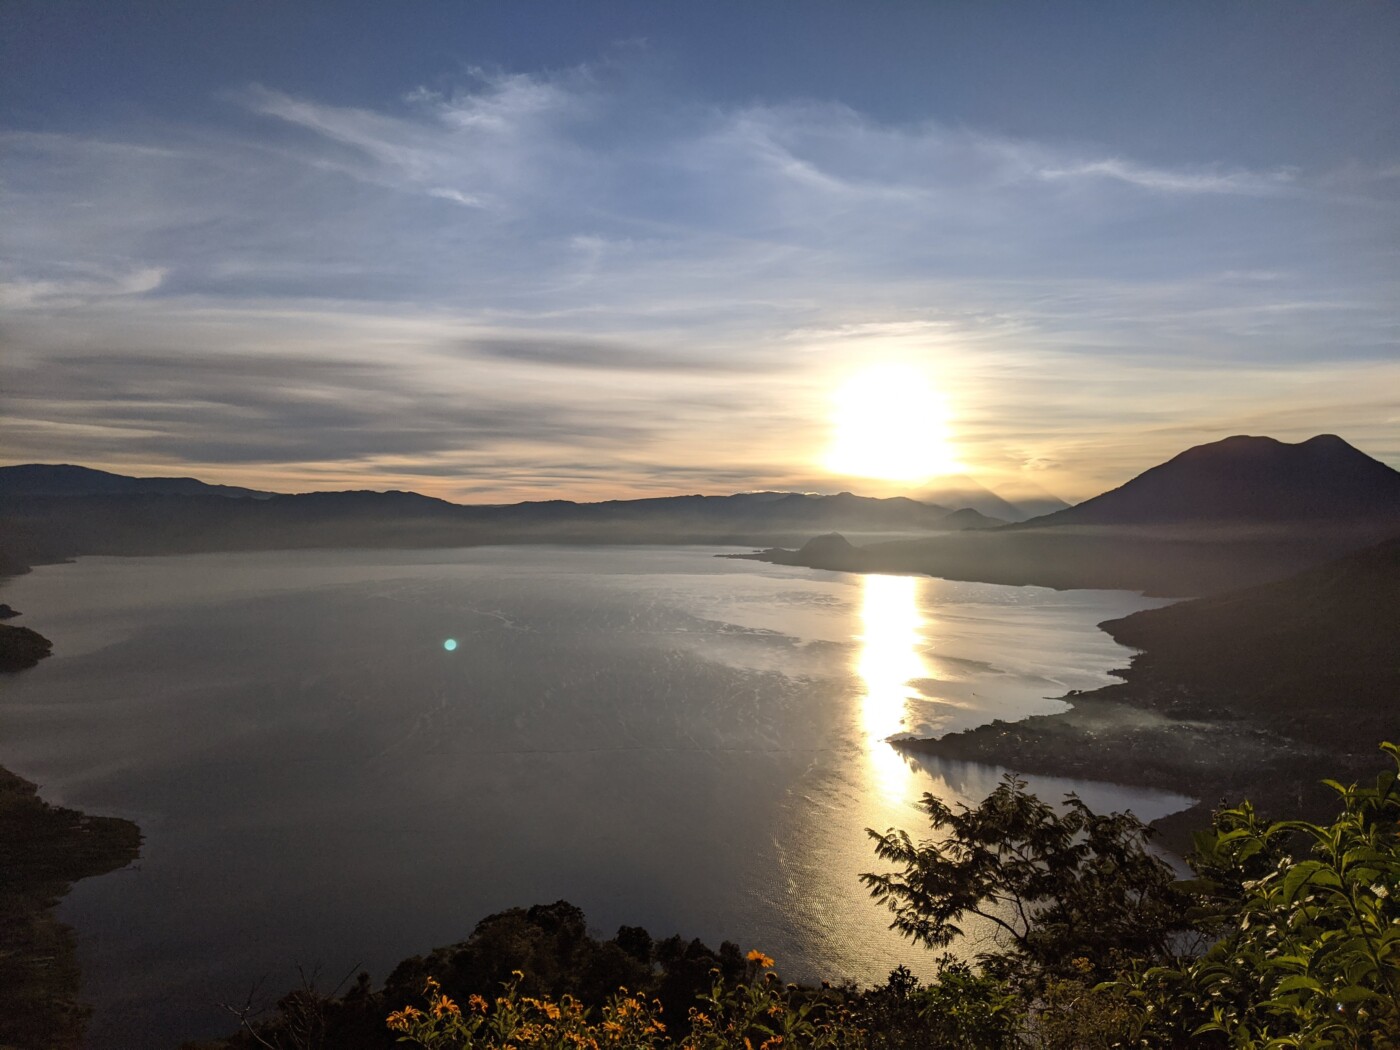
(433, 994, 461, 1018)
(746, 949, 776, 969)
(386, 1005, 423, 1032)
(469, 993, 489, 1013)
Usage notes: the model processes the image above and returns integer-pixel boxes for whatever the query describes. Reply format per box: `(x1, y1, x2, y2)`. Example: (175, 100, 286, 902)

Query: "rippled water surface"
(0, 546, 1187, 1047)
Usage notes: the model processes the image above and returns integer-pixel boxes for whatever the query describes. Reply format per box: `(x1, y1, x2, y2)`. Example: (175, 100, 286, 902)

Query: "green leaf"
(1279, 860, 1340, 904)
(1272, 975, 1323, 995)
(1332, 985, 1381, 1003)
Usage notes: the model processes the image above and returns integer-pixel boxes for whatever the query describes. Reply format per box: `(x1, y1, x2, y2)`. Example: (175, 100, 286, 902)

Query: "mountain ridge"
(0, 464, 271, 500)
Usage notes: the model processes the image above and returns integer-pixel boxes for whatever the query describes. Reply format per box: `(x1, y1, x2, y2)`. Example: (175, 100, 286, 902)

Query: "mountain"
(1023, 435, 1400, 528)
(0, 464, 270, 500)
(987, 480, 1072, 520)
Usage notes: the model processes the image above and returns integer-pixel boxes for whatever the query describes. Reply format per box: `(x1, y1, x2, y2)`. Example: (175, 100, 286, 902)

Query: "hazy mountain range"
(0, 470, 1004, 573)
(0, 464, 1062, 523)
(1, 434, 1397, 598)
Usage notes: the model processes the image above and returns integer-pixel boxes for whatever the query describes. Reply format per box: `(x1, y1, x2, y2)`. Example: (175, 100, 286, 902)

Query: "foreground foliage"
(1144, 742, 1400, 1046)
(385, 955, 1022, 1050)
(862, 773, 1190, 986)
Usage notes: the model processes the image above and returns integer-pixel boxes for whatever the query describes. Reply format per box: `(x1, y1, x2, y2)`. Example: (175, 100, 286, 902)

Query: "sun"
(824, 364, 959, 483)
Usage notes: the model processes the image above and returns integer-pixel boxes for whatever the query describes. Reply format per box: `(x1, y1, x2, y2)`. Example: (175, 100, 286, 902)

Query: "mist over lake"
(0, 546, 1187, 1047)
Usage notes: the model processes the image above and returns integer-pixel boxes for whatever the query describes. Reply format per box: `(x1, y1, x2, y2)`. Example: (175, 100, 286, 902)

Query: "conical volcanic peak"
(1025, 434, 1400, 527)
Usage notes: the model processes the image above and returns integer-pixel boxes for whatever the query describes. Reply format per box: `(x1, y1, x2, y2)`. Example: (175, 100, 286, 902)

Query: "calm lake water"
(0, 546, 1188, 1047)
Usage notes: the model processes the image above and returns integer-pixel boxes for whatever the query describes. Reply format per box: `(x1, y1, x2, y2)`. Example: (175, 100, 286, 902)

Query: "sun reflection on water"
(855, 573, 932, 804)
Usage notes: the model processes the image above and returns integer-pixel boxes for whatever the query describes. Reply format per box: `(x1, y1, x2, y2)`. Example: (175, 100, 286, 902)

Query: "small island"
(0, 622, 53, 672)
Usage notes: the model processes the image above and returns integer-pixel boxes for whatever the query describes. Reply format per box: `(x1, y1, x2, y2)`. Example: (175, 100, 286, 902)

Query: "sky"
(3, 1, 1398, 504)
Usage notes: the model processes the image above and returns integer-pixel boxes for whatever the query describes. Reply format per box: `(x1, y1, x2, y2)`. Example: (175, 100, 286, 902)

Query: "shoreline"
(0, 559, 142, 1047)
(0, 763, 142, 1049)
(896, 672, 1375, 855)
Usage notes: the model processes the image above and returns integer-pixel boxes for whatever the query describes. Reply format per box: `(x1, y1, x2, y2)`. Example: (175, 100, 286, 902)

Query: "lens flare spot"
(443, 638, 458, 652)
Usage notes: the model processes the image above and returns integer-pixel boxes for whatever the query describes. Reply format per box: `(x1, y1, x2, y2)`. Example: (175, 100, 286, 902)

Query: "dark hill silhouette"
(1100, 532, 1400, 737)
(0, 464, 269, 500)
(1022, 434, 1400, 527)
(900, 530, 1400, 851)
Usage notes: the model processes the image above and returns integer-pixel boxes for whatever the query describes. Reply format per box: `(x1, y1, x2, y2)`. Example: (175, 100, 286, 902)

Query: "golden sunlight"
(824, 364, 959, 483)
(855, 573, 930, 803)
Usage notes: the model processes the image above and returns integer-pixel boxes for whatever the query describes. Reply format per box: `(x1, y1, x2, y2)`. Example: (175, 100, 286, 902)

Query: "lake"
(0, 546, 1188, 1047)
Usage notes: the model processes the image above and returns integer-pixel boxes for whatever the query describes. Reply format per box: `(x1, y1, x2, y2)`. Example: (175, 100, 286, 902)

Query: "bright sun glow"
(824, 364, 959, 482)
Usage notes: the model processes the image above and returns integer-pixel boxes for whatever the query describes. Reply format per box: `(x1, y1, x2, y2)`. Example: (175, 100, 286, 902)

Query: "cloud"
(239, 68, 584, 213)
(465, 335, 771, 374)
(0, 266, 167, 308)
(426, 187, 486, 208)
(1, 61, 1396, 499)
(1035, 158, 1295, 195)
(0, 345, 664, 466)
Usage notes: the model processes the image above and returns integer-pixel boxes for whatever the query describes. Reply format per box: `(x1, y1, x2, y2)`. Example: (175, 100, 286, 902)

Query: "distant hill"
(0, 464, 270, 500)
(1023, 434, 1400, 527)
(939, 507, 1006, 530)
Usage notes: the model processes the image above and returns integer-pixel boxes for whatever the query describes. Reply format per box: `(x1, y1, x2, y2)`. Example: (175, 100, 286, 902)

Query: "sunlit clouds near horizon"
(3, 4, 1398, 504)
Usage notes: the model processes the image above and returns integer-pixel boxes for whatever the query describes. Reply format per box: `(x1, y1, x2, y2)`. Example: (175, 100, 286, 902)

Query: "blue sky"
(3, 1, 1398, 501)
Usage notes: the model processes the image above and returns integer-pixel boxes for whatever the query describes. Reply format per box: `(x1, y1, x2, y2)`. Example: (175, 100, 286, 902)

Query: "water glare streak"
(855, 574, 931, 804)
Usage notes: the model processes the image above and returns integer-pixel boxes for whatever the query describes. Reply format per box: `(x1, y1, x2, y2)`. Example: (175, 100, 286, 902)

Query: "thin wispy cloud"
(1035, 158, 1295, 195)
